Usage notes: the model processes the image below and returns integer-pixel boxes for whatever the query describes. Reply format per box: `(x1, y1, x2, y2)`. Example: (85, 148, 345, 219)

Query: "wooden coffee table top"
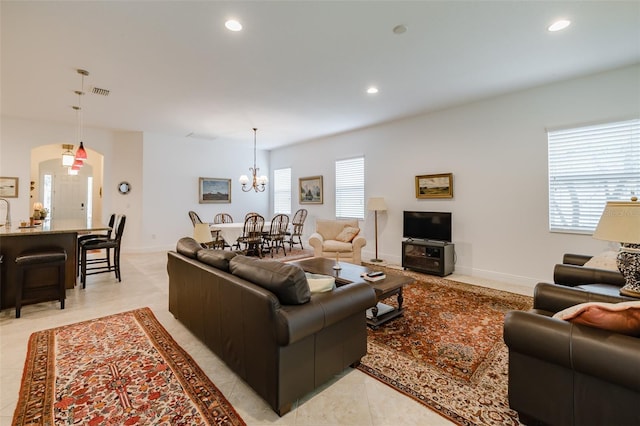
(290, 257, 413, 295)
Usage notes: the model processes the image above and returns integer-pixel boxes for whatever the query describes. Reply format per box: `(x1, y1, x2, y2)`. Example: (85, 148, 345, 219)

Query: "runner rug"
(357, 269, 532, 426)
(13, 307, 245, 426)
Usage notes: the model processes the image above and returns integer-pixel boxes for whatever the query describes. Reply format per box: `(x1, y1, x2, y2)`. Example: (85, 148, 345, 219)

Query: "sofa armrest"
(275, 282, 376, 346)
(562, 253, 592, 266)
(309, 232, 324, 255)
(504, 310, 640, 393)
(534, 282, 630, 313)
(553, 263, 625, 287)
(352, 235, 367, 250)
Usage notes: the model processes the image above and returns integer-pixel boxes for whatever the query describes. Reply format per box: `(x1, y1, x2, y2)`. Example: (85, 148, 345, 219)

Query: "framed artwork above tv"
(415, 173, 453, 199)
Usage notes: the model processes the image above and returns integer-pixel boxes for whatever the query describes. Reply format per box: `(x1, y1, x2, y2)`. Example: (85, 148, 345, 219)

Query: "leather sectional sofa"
(553, 252, 626, 296)
(167, 237, 377, 416)
(504, 282, 640, 425)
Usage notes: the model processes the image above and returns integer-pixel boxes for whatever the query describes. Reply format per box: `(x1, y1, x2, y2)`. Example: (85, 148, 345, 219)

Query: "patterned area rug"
(270, 246, 313, 261)
(357, 269, 532, 426)
(13, 307, 245, 426)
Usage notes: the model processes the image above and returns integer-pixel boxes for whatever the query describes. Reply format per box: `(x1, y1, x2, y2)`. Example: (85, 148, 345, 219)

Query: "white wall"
(2, 64, 638, 286)
(271, 64, 640, 287)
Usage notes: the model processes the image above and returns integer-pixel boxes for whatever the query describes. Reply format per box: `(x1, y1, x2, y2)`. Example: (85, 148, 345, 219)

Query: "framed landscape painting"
(299, 175, 323, 204)
(0, 177, 19, 198)
(199, 177, 231, 203)
(415, 173, 453, 199)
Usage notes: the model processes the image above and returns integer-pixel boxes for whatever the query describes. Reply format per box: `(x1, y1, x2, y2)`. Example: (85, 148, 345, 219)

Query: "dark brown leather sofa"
(504, 282, 640, 426)
(167, 237, 377, 416)
(553, 253, 626, 297)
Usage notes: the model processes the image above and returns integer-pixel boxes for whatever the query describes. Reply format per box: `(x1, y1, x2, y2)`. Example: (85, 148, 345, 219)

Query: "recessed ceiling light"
(225, 19, 242, 32)
(367, 87, 379, 94)
(393, 24, 408, 35)
(548, 19, 571, 32)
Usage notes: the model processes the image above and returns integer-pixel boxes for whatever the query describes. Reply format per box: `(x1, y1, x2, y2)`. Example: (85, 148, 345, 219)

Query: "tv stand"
(402, 239, 454, 276)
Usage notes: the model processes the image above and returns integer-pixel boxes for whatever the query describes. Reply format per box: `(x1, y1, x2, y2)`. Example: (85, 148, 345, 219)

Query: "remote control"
(367, 271, 384, 277)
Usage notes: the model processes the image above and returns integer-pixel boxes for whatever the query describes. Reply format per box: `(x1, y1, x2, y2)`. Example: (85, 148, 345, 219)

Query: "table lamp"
(193, 223, 214, 248)
(367, 197, 387, 262)
(592, 197, 640, 297)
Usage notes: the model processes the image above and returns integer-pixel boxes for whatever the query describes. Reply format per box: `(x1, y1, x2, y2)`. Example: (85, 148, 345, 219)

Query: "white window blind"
(273, 168, 291, 214)
(548, 118, 640, 233)
(336, 157, 365, 219)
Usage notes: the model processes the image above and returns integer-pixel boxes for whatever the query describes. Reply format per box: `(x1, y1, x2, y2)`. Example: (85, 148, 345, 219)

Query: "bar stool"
(15, 249, 67, 318)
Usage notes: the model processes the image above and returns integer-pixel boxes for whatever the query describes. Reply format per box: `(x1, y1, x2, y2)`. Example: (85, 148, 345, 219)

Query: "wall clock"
(118, 181, 131, 194)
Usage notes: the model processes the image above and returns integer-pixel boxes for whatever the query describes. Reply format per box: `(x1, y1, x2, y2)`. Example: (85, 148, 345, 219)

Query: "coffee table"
(290, 257, 414, 328)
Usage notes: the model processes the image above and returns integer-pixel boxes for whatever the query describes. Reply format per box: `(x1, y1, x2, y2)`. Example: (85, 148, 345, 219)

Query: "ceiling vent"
(91, 87, 110, 96)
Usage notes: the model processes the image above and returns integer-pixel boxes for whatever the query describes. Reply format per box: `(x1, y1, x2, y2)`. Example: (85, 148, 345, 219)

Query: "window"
(548, 118, 640, 234)
(336, 156, 365, 219)
(273, 168, 291, 214)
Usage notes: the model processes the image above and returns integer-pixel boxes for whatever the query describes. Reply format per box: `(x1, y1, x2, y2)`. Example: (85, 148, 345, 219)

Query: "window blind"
(273, 168, 291, 214)
(548, 118, 640, 233)
(336, 157, 365, 219)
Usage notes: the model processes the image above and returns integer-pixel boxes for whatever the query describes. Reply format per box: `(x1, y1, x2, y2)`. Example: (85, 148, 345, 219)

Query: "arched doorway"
(31, 144, 103, 223)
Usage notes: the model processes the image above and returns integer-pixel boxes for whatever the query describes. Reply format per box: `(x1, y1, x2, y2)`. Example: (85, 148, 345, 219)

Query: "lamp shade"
(367, 197, 387, 211)
(593, 200, 640, 244)
(193, 223, 213, 244)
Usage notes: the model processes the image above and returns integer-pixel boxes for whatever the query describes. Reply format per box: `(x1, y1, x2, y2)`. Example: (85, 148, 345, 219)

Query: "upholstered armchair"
(309, 219, 366, 265)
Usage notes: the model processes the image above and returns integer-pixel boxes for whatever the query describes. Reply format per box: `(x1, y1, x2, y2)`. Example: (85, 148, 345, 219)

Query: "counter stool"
(15, 249, 67, 318)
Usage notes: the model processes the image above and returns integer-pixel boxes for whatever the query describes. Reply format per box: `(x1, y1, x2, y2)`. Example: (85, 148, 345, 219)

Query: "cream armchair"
(309, 219, 367, 265)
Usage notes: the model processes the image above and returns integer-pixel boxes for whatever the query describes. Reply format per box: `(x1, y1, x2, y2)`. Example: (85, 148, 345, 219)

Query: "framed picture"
(0, 177, 19, 198)
(199, 177, 231, 204)
(299, 175, 323, 204)
(415, 173, 453, 199)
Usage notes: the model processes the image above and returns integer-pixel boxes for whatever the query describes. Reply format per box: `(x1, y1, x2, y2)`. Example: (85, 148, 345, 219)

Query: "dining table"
(0, 218, 110, 309)
(210, 222, 272, 247)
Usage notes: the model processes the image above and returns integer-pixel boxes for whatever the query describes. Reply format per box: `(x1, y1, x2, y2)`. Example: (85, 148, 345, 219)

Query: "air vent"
(92, 87, 110, 96)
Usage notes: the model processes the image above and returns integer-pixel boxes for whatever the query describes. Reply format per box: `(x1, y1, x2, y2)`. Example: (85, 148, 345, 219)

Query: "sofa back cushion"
(197, 249, 237, 272)
(176, 237, 202, 259)
(229, 255, 311, 305)
(316, 219, 359, 240)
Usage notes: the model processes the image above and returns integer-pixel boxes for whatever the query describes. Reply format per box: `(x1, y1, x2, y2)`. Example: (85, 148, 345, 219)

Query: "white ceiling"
(2, 1, 639, 149)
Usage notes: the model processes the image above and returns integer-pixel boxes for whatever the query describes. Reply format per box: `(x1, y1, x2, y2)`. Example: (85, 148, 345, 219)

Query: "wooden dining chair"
(235, 214, 265, 256)
(263, 214, 290, 257)
(287, 208, 308, 252)
(214, 213, 234, 224)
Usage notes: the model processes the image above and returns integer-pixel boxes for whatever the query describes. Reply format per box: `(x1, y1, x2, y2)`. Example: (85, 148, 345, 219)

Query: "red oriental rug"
(357, 269, 532, 426)
(13, 307, 245, 426)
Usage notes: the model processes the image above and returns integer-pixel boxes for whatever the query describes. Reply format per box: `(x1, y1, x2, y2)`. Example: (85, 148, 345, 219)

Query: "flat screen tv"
(403, 211, 452, 242)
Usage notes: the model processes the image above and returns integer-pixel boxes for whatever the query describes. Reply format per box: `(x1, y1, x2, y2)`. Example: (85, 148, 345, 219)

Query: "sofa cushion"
(305, 273, 336, 293)
(197, 249, 237, 272)
(553, 300, 640, 336)
(176, 237, 202, 259)
(335, 226, 360, 242)
(229, 256, 311, 305)
(583, 250, 619, 271)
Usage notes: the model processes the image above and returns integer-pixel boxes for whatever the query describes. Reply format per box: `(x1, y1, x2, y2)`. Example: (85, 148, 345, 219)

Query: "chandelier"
(239, 128, 268, 192)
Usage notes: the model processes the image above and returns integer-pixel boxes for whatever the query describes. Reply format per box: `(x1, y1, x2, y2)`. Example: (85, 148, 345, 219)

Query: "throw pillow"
(583, 250, 619, 271)
(335, 226, 360, 243)
(305, 273, 335, 293)
(553, 300, 640, 336)
(229, 255, 311, 305)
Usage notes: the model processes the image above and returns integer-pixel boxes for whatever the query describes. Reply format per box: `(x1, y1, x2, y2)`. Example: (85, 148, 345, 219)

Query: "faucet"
(0, 198, 11, 227)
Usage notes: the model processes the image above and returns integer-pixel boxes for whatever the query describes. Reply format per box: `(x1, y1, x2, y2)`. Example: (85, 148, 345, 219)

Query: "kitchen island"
(0, 219, 110, 310)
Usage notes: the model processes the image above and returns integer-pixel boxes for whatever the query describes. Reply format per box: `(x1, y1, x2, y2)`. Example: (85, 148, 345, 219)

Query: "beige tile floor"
(0, 251, 532, 426)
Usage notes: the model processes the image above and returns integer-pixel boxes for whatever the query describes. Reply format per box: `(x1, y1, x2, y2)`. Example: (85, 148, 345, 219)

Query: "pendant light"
(61, 144, 75, 166)
(74, 69, 89, 162)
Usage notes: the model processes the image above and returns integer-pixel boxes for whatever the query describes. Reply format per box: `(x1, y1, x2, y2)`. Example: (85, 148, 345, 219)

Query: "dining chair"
(214, 213, 234, 224)
(80, 215, 126, 288)
(235, 214, 265, 256)
(188, 210, 203, 226)
(245, 212, 259, 221)
(287, 208, 308, 252)
(262, 214, 290, 257)
(76, 213, 116, 276)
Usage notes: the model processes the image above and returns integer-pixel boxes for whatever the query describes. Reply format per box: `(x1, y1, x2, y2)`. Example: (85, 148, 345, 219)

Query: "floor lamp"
(592, 197, 640, 297)
(367, 197, 387, 262)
